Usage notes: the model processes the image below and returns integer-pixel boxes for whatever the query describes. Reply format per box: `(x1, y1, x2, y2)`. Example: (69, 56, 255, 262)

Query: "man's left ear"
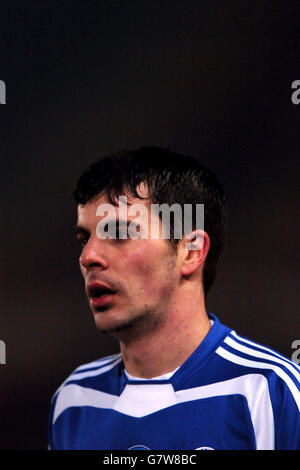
(181, 230, 210, 276)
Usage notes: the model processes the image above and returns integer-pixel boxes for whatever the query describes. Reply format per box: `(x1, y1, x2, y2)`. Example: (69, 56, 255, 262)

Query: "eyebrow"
(75, 226, 90, 236)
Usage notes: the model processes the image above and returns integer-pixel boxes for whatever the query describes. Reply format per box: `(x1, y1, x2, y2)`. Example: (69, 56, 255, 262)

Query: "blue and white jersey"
(48, 314, 300, 450)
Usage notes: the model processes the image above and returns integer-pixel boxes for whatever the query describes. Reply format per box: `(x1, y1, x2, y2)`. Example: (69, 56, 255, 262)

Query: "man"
(48, 147, 300, 450)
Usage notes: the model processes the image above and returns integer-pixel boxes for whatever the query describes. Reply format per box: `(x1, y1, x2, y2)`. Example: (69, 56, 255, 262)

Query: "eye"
(77, 233, 89, 246)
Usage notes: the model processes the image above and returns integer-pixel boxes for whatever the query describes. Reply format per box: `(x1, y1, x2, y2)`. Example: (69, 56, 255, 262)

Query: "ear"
(181, 230, 210, 277)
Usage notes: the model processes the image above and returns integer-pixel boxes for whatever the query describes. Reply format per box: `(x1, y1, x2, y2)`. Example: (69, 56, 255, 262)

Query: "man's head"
(74, 147, 227, 338)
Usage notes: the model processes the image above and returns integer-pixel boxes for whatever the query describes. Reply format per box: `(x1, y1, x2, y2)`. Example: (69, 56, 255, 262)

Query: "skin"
(76, 187, 211, 379)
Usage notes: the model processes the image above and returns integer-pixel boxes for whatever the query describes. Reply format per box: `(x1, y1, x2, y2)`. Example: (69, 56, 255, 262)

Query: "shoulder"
(51, 352, 122, 402)
(68, 352, 122, 379)
(215, 328, 300, 410)
(48, 353, 123, 447)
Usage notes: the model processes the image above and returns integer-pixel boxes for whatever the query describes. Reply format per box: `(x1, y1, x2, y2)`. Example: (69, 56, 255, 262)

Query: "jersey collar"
(119, 313, 232, 390)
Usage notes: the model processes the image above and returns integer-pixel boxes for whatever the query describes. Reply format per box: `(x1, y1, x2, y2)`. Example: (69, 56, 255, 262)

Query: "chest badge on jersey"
(195, 446, 215, 450)
(128, 445, 150, 450)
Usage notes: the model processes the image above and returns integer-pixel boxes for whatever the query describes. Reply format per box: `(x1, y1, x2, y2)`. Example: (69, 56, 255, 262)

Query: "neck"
(119, 288, 211, 379)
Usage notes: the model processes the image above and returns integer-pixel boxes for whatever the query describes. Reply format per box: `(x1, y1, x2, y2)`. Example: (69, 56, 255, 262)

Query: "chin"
(93, 305, 155, 339)
(94, 314, 136, 335)
(94, 311, 149, 339)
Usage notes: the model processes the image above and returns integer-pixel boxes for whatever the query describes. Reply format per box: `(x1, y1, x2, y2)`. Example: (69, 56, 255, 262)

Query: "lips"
(87, 282, 117, 308)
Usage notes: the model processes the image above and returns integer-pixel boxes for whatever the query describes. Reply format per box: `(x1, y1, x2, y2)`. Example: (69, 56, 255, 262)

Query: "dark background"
(0, 0, 299, 450)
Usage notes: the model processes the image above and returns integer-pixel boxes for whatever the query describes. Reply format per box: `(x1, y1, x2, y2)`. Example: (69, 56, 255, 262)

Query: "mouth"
(87, 283, 117, 308)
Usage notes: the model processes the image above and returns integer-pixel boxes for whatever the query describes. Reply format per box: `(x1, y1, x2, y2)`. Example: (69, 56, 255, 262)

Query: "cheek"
(117, 248, 158, 286)
(123, 249, 173, 295)
(119, 250, 152, 275)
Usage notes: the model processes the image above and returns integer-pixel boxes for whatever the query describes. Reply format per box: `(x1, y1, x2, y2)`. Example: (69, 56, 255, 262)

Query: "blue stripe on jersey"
(52, 395, 257, 450)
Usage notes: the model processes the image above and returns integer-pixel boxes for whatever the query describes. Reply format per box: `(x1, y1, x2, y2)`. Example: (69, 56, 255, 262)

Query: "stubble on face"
(94, 248, 178, 342)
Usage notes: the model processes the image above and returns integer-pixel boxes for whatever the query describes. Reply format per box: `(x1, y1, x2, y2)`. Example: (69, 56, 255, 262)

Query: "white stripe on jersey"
(74, 353, 122, 373)
(53, 373, 274, 449)
(53, 384, 118, 423)
(231, 331, 300, 372)
(216, 346, 300, 412)
(53, 356, 122, 399)
(113, 383, 176, 417)
(224, 336, 300, 382)
(66, 356, 122, 383)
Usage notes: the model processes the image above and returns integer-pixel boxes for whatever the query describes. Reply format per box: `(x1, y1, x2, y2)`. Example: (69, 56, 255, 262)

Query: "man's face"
(76, 192, 181, 338)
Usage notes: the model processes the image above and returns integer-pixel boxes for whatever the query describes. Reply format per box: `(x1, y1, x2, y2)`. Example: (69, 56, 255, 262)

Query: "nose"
(79, 235, 109, 271)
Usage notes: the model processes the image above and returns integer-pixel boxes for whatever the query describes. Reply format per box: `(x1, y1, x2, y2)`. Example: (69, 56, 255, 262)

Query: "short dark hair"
(74, 147, 227, 295)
